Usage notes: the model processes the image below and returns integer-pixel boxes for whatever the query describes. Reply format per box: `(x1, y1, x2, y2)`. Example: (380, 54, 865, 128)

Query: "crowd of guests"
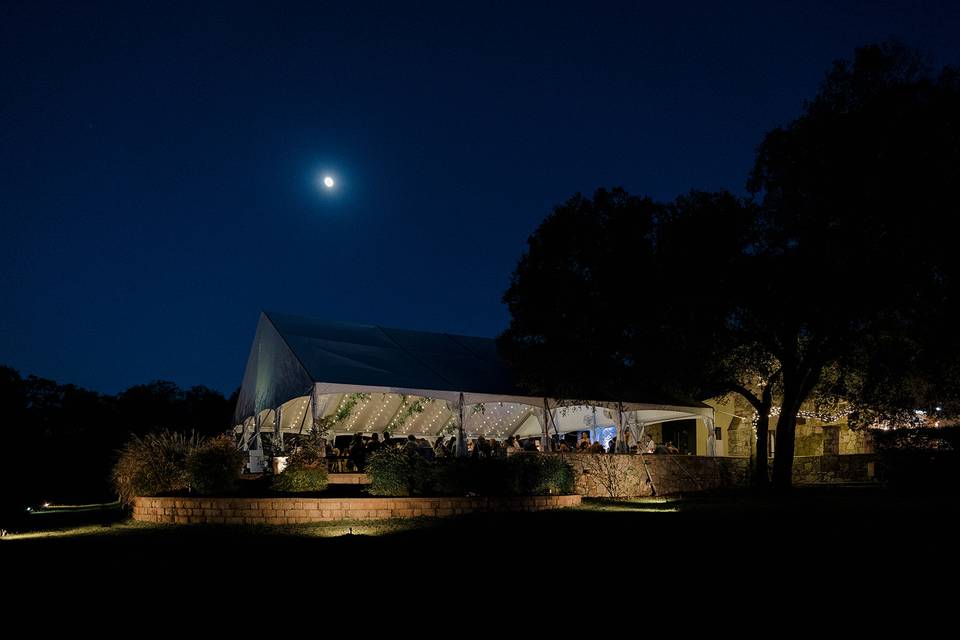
(319, 430, 686, 472)
(554, 432, 684, 455)
(325, 433, 548, 472)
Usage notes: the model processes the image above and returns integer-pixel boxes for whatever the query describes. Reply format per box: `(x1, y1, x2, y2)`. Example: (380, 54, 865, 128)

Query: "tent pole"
(615, 401, 627, 453)
(275, 405, 284, 454)
(457, 392, 467, 457)
(310, 386, 321, 432)
(252, 412, 262, 451)
(705, 416, 717, 456)
(541, 397, 552, 452)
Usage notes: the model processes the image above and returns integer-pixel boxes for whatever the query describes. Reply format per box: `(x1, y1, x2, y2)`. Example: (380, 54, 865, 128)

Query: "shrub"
(271, 464, 329, 492)
(186, 435, 245, 495)
(271, 437, 329, 493)
(365, 447, 433, 496)
(522, 454, 575, 495)
(366, 451, 575, 497)
(112, 431, 201, 505)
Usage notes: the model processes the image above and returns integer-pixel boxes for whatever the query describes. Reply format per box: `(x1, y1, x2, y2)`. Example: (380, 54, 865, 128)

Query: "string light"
(750, 405, 853, 427)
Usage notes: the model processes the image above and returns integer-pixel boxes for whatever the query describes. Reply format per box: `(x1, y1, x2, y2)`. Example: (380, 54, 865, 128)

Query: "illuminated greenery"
(390, 396, 429, 432)
(334, 393, 370, 423)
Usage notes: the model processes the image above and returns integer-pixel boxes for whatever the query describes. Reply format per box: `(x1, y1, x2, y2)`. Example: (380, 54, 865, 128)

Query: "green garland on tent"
(334, 392, 371, 423)
(390, 396, 431, 432)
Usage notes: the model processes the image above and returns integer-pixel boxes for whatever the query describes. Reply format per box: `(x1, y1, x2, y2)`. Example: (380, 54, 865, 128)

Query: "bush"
(365, 447, 433, 496)
(271, 437, 329, 493)
(271, 464, 329, 492)
(112, 431, 201, 505)
(521, 454, 575, 495)
(366, 451, 575, 497)
(186, 435, 245, 495)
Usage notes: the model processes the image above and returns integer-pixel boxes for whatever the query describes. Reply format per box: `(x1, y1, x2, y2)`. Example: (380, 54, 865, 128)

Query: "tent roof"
(266, 311, 523, 397)
(234, 311, 711, 424)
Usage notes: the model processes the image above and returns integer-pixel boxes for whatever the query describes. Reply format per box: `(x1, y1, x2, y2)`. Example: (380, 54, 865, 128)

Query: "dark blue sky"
(2, 1, 958, 394)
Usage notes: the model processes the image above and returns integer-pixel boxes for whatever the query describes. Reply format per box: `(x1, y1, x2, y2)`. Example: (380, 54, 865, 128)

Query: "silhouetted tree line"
(0, 365, 236, 513)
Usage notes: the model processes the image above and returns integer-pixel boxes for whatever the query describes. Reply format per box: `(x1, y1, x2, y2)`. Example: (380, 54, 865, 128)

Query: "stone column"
(822, 425, 840, 456)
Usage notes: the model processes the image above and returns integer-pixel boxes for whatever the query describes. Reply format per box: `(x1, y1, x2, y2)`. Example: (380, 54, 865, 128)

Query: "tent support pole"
(457, 392, 467, 457)
(252, 412, 262, 451)
(615, 401, 627, 453)
(275, 405, 284, 454)
(541, 398, 553, 452)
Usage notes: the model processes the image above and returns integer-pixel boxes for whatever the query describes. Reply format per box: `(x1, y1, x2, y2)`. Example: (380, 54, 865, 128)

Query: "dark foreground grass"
(3, 486, 957, 598)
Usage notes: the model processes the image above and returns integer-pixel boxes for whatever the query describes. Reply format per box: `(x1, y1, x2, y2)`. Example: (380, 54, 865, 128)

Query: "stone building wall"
(724, 419, 873, 458)
(840, 429, 875, 454)
(727, 419, 753, 457)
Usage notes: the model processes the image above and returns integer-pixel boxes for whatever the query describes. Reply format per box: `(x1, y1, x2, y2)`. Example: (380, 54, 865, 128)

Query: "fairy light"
(750, 404, 853, 427)
(345, 394, 372, 431)
(419, 399, 447, 434)
(365, 394, 393, 431)
(423, 401, 445, 434)
(289, 397, 308, 432)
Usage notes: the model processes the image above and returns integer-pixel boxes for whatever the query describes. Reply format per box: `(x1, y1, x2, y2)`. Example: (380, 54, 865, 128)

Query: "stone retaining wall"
(558, 453, 878, 497)
(133, 494, 581, 524)
(327, 473, 370, 485)
(558, 453, 751, 497)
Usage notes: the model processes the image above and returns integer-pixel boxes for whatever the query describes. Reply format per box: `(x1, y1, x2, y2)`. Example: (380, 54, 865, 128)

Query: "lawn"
(4, 486, 955, 567)
(5, 485, 957, 611)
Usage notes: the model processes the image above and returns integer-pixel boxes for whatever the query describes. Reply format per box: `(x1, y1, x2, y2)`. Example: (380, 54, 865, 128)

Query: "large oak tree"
(500, 43, 960, 490)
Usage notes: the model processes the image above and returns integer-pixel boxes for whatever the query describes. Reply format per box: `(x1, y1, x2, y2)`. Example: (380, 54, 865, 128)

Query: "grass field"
(5, 485, 958, 616)
(4, 486, 955, 568)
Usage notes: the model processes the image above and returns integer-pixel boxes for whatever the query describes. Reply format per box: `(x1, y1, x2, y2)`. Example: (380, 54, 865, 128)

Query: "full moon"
(323, 176, 335, 188)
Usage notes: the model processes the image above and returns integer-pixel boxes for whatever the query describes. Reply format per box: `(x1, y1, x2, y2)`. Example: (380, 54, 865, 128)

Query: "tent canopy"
(234, 311, 712, 437)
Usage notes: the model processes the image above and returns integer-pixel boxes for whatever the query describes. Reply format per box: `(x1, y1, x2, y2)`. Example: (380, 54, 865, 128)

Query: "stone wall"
(132, 494, 581, 524)
(327, 473, 371, 485)
(839, 429, 874, 455)
(725, 419, 874, 458)
(788, 454, 876, 484)
(558, 452, 878, 497)
(557, 453, 751, 497)
(726, 419, 753, 457)
(794, 423, 826, 455)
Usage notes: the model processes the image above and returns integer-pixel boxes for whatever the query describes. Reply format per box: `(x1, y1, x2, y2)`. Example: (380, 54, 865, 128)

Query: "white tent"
(234, 312, 715, 453)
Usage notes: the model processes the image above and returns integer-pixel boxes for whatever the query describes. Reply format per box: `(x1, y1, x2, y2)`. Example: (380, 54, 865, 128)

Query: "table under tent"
(233, 312, 718, 471)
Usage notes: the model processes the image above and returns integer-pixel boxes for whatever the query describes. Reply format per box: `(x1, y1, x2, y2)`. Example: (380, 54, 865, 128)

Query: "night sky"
(2, 1, 958, 395)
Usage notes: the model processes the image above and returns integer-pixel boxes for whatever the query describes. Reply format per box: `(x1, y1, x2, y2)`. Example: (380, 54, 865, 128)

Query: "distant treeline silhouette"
(0, 365, 236, 514)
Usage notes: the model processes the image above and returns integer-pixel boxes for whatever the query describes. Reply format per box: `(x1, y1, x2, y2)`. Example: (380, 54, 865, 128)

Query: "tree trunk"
(754, 411, 770, 487)
(743, 382, 774, 488)
(771, 396, 798, 492)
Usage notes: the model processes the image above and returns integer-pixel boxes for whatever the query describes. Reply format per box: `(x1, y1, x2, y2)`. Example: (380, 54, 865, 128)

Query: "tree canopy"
(500, 42, 960, 489)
